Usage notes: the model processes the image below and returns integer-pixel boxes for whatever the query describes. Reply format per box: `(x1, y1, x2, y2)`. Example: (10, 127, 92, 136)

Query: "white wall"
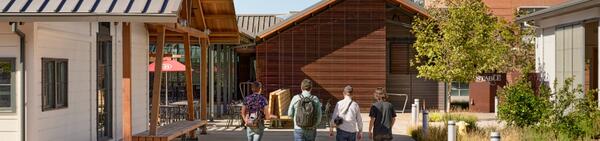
(537, 27, 556, 89)
(27, 22, 96, 141)
(0, 22, 26, 141)
(129, 23, 149, 134)
(0, 21, 150, 141)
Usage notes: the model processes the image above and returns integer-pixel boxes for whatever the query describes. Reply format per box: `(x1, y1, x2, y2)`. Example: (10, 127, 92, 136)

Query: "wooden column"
(149, 25, 166, 135)
(122, 22, 132, 141)
(200, 39, 209, 134)
(183, 33, 196, 137)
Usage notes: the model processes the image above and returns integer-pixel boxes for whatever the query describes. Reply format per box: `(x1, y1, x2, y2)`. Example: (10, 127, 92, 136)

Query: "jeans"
(336, 128, 356, 141)
(246, 124, 265, 141)
(294, 129, 317, 141)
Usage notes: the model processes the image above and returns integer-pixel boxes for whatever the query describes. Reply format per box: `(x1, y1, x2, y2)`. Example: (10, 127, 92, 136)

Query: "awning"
(0, 0, 183, 22)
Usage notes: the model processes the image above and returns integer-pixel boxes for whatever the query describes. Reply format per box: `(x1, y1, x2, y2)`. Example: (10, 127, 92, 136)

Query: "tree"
(411, 0, 509, 112)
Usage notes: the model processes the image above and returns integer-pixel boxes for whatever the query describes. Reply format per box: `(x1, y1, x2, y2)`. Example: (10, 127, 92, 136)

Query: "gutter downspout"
(11, 22, 26, 141)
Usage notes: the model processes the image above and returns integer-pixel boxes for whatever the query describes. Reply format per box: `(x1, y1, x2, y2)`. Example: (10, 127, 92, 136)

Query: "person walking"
(368, 87, 396, 141)
(288, 79, 323, 141)
(241, 82, 271, 141)
(329, 85, 363, 141)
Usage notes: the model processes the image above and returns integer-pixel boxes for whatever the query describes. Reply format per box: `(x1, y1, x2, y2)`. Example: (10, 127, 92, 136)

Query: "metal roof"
(0, 0, 183, 22)
(517, 0, 600, 22)
(237, 14, 284, 37)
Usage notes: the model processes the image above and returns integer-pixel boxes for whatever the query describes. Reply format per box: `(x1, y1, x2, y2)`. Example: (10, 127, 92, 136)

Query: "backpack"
(295, 95, 318, 129)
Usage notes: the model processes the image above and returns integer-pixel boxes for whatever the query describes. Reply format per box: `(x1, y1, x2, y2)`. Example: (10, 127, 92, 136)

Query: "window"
(517, 7, 547, 17)
(0, 58, 15, 112)
(42, 58, 68, 111)
(451, 82, 469, 96)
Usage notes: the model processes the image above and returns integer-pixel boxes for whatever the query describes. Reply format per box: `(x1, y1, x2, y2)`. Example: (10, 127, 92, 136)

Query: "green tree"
(411, 0, 509, 111)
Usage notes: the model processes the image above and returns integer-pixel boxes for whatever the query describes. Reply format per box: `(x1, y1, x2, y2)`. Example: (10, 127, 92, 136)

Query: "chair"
(239, 82, 254, 98)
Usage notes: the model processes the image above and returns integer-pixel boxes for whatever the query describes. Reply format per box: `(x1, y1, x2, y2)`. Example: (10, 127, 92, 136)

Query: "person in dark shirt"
(368, 87, 396, 141)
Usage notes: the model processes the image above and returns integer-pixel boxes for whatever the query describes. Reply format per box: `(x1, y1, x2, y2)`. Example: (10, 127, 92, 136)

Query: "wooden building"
(0, 0, 239, 140)
(253, 0, 440, 111)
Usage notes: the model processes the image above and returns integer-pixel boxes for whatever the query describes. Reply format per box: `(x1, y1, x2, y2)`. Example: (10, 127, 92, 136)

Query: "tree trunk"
(446, 81, 452, 113)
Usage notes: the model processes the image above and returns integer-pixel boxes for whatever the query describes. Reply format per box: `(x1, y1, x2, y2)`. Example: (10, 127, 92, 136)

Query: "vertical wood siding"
(256, 0, 386, 110)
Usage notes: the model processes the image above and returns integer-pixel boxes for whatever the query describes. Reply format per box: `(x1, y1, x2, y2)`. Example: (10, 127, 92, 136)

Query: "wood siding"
(256, 0, 387, 110)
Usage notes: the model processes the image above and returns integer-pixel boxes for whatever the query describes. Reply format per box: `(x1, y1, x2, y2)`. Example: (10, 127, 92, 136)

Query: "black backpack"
(295, 95, 318, 128)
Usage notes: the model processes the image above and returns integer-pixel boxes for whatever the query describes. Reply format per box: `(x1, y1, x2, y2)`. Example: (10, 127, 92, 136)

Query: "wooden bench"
(133, 120, 207, 141)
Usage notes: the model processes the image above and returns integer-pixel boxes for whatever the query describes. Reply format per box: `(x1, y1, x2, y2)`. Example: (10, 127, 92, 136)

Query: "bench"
(133, 120, 207, 141)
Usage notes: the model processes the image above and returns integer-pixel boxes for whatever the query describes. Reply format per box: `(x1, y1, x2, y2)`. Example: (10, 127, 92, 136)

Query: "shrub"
(497, 76, 549, 127)
(428, 112, 444, 122)
(409, 125, 447, 141)
(427, 112, 478, 131)
(444, 114, 477, 131)
(538, 78, 600, 140)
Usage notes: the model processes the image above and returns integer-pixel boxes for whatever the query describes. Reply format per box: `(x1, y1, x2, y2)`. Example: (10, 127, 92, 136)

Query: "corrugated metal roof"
(0, 0, 182, 22)
(237, 14, 283, 37)
(517, 0, 600, 22)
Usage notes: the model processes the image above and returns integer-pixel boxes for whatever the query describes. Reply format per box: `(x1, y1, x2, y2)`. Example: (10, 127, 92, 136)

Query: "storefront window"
(0, 58, 15, 112)
(451, 82, 469, 96)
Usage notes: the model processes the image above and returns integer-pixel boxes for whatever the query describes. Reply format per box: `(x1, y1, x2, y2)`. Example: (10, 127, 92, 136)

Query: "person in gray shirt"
(368, 87, 396, 141)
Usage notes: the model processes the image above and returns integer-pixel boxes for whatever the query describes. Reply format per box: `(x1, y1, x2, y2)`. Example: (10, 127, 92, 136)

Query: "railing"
(387, 93, 409, 113)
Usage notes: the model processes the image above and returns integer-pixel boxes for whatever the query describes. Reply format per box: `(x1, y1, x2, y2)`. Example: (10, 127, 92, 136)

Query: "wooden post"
(122, 22, 132, 141)
(200, 38, 209, 134)
(183, 33, 197, 137)
(149, 25, 166, 135)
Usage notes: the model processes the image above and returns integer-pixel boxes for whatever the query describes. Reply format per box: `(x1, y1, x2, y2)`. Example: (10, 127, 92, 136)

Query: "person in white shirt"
(329, 85, 363, 141)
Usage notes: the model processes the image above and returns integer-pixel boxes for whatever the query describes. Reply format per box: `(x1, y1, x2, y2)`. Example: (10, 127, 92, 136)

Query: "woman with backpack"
(241, 81, 271, 141)
(368, 87, 396, 141)
(329, 85, 363, 141)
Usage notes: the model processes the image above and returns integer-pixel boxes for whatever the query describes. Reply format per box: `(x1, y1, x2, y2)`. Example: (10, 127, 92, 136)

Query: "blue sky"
(233, 0, 321, 14)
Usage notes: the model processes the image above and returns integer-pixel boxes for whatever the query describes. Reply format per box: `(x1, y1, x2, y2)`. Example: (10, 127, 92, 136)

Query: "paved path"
(197, 113, 415, 141)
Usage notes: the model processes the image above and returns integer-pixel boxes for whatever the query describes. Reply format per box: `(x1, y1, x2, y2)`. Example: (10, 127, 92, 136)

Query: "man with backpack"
(241, 81, 271, 141)
(288, 79, 323, 141)
(329, 85, 363, 141)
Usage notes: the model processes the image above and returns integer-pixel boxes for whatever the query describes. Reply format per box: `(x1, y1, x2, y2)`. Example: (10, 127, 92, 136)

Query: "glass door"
(97, 22, 113, 141)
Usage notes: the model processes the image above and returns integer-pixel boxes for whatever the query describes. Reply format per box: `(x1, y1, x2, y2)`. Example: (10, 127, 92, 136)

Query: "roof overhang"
(0, 0, 183, 22)
(517, 0, 600, 23)
(185, 0, 240, 44)
(0, 13, 178, 22)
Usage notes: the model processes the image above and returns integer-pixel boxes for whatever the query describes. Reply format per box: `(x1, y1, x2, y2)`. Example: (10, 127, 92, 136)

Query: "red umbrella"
(149, 57, 188, 105)
(148, 57, 187, 72)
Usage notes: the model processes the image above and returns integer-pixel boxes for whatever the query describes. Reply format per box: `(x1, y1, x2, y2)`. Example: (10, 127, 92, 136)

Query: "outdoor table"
(226, 103, 244, 128)
(170, 100, 200, 120)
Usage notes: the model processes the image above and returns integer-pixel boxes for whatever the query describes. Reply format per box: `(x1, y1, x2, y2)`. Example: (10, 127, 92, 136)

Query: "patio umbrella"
(149, 57, 187, 105)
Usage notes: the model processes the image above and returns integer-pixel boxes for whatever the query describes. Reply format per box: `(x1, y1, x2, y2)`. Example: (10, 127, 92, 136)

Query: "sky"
(233, 0, 321, 14)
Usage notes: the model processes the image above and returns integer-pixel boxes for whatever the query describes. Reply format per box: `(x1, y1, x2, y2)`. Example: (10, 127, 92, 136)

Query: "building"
(253, 0, 440, 111)
(0, 0, 239, 140)
(518, 0, 600, 106)
(250, 0, 570, 113)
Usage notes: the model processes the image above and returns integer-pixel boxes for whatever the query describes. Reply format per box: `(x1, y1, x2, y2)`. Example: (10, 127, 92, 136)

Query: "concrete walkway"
(197, 113, 415, 141)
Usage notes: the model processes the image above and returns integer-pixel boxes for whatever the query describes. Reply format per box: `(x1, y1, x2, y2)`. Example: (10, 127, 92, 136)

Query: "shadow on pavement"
(197, 129, 415, 141)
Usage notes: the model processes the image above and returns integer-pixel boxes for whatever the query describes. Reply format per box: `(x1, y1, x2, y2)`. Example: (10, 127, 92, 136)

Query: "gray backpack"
(295, 95, 317, 128)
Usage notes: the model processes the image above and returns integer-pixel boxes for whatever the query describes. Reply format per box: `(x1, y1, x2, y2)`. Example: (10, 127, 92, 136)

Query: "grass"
(409, 126, 447, 141)
(427, 112, 478, 131)
(410, 125, 600, 141)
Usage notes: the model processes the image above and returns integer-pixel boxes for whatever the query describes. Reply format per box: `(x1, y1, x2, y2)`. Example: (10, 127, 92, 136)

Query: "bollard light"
(448, 120, 456, 141)
(490, 132, 500, 141)
(494, 96, 498, 117)
(415, 99, 420, 122)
